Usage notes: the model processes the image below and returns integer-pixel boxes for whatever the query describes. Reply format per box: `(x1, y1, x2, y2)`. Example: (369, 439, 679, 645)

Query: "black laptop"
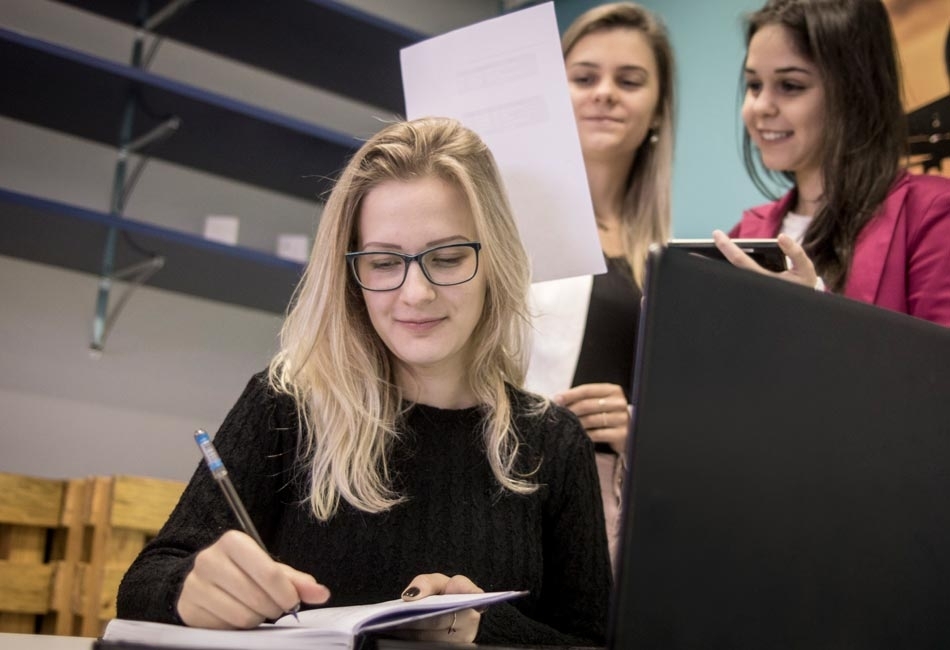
(611, 246, 950, 649)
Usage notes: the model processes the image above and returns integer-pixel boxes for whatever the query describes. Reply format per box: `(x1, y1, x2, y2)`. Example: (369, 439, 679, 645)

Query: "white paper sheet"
(400, 2, 604, 283)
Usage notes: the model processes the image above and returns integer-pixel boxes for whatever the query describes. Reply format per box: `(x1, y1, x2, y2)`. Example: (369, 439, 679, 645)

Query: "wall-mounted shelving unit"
(0, 0, 427, 347)
(54, 0, 423, 115)
(1, 27, 366, 201)
(0, 187, 303, 313)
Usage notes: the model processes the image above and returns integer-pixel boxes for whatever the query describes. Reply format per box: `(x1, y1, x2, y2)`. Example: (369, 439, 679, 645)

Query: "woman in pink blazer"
(713, 0, 950, 327)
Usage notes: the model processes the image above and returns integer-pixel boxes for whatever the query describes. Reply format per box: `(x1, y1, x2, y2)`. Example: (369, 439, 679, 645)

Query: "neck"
(793, 169, 824, 216)
(584, 154, 633, 258)
(584, 154, 632, 232)
(396, 364, 478, 410)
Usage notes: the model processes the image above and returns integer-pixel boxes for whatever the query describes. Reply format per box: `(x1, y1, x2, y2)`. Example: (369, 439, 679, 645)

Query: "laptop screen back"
(611, 247, 950, 649)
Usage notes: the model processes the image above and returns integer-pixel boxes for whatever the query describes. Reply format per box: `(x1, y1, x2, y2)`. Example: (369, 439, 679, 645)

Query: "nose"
(399, 259, 437, 304)
(751, 87, 778, 117)
(593, 78, 616, 106)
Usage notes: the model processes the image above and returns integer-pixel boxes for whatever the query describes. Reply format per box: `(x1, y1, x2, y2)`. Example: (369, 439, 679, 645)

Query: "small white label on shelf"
(204, 215, 240, 245)
(276, 234, 311, 263)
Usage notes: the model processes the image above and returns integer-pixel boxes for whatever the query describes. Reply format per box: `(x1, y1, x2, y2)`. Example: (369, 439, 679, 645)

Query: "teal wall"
(554, 0, 768, 237)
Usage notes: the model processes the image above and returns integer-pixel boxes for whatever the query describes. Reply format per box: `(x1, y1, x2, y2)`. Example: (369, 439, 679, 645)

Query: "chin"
(393, 347, 453, 369)
(759, 154, 795, 173)
(584, 140, 637, 160)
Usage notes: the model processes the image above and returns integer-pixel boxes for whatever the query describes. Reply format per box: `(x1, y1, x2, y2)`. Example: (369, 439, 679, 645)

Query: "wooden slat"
(109, 476, 184, 532)
(77, 561, 121, 636)
(0, 474, 64, 527)
(0, 613, 35, 634)
(77, 477, 114, 637)
(48, 560, 80, 633)
(74, 475, 185, 636)
(50, 478, 88, 562)
(107, 529, 148, 566)
(0, 562, 54, 613)
(44, 478, 89, 636)
(0, 525, 45, 562)
(98, 565, 127, 619)
(0, 472, 70, 634)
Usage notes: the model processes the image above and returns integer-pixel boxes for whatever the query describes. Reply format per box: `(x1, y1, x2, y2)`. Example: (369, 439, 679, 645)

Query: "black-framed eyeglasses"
(345, 242, 482, 292)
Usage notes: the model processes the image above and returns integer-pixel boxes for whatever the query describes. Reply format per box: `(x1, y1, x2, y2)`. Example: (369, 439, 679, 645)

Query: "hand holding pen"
(174, 430, 330, 629)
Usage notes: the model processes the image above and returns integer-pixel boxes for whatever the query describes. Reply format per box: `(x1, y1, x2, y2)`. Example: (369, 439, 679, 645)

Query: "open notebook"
(97, 591, 525, 650)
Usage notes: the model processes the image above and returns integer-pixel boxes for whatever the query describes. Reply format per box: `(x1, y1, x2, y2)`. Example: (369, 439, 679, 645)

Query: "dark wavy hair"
(741, 0, 906, 291)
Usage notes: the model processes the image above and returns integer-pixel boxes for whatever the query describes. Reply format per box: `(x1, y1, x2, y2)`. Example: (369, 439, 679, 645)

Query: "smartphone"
(667, 239, 788, 273)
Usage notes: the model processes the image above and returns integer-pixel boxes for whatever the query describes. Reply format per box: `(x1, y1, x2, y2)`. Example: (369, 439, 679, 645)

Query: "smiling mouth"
(759, 130, 793, 141)
(398, 317, 444, 330)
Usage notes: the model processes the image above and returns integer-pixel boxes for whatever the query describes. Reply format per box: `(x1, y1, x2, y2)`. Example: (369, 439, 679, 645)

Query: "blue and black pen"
(194, 429, 300, 621)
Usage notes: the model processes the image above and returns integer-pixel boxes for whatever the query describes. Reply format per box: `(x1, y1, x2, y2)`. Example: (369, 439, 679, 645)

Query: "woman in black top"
(116, 118, 611, 646)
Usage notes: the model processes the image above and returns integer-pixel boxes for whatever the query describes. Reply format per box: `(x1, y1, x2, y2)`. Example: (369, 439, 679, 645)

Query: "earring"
(649, 129, 659, 145)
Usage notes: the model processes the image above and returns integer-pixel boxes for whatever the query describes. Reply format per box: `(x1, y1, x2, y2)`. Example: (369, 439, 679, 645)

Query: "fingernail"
(552, 394, 564, 405)
(402, 586, 420, 598)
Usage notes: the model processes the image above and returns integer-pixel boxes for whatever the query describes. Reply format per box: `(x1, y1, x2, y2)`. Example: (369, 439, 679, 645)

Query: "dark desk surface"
(372, 639, 603, 650)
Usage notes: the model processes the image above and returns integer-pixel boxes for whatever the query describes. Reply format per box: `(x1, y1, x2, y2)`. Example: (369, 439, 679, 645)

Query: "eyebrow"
(569, 61, 649, 75)
(359, 235, 471, 251)
(744, 65, 814, 75)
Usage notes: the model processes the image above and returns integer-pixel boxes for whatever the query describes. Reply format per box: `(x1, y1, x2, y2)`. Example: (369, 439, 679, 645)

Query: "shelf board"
(0, 27, 360, 201)
(53, 0, 426, 114)
(0, 187, 304, 314)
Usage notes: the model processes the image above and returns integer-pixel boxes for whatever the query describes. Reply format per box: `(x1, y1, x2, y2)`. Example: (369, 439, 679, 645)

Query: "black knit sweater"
(116, 373, 611, 646)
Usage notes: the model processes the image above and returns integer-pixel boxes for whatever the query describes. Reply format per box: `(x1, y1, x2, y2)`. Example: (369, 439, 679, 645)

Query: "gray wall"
(0, 256, 280, 482)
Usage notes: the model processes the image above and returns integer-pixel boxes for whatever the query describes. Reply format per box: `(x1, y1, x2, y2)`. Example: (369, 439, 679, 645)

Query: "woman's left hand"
(712, 230, 819, 289)
(555, 382, 630, 455)
(392, 573, 484, 643)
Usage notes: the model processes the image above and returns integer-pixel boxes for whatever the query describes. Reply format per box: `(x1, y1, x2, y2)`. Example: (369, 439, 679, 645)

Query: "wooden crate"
(0, 472, 85, 635)
(75, 475, 185, 636)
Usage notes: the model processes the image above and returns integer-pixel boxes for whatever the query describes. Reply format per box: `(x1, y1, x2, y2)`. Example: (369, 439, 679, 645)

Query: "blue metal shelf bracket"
(90, 0, 190, 353)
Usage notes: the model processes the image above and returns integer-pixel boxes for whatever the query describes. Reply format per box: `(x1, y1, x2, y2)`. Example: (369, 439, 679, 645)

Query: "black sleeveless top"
(571, 256, 642, 454)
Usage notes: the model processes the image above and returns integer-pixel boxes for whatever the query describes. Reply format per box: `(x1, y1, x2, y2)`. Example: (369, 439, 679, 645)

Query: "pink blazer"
(730, 172, 950, 326)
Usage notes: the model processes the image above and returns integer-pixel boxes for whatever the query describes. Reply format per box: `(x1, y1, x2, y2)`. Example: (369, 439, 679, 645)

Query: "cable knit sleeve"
(115, 372, 298, 624)
(476, 398, 612, 645)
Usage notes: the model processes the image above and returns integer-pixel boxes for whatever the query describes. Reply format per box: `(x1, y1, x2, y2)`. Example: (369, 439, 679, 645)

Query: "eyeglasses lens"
(353, 244, 478, 291)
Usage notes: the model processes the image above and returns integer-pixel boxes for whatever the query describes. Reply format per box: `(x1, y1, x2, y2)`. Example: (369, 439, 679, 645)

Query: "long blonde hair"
(269, 117, 537, 520)
(562, 2, 675, 288)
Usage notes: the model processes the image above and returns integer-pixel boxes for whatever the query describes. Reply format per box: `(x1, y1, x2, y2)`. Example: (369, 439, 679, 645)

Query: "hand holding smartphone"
(667, 239, 788, 273)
